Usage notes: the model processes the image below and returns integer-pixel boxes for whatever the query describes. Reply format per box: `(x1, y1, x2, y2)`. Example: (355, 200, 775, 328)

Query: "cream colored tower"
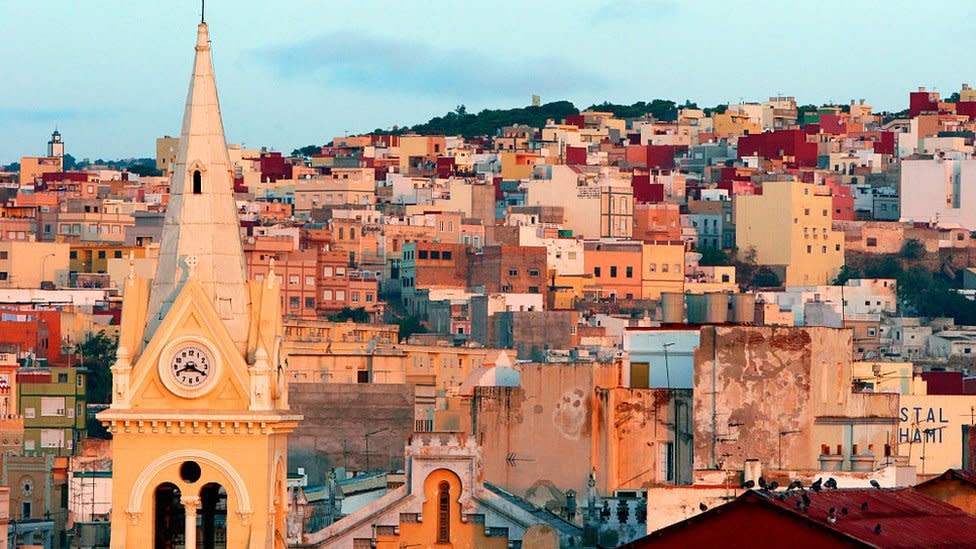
(99, 20, 300, 549)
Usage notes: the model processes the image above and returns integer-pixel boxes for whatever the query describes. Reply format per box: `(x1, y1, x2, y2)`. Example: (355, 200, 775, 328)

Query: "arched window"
(193, 170, 202, 194)
(437, 481, 450, 544)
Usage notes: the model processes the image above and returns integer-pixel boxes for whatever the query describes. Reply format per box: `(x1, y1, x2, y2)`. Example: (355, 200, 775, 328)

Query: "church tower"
(99, 17, 300, 549)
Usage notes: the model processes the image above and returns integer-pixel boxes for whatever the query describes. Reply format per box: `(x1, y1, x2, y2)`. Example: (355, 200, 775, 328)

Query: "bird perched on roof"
(743, 479, 755, 489)
(870, 479, 881, 489)
(699, 502, 708, 512)
(758, 476, 767, 490)
(802, 493, 811, 506)
(841, 507, 849, 515)
(787, 480, 803, 491)
(874, 524, 882, 535)
(811, 478, 823, 492)
(825, 477, 837, 489)
(768, 481, 779, 491)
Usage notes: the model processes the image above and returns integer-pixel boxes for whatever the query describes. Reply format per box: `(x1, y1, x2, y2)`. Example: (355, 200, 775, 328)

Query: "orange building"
(633, 202, 681, 242)
(583, 240, 644, 299)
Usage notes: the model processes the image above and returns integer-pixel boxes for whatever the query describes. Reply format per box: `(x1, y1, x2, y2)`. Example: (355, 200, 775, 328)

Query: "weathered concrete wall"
(288, 383, 415, 479)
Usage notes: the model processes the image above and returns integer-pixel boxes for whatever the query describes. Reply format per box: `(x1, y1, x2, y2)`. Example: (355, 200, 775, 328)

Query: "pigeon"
(699, 502, 708, 512)
(870, 479, 881, 489)
(811, 478, 823, 492)
(841, 507, 849, 515)
(861, 502, 869, 511)
(743, 479, 755, 489)
(768, 481, 779, 491)
(874, 524, 882, 535)
(758, 476, 767, 489)
(825, 478, 838, 489)
(788, 480, 803, 491)
(802, 493, 811, 506)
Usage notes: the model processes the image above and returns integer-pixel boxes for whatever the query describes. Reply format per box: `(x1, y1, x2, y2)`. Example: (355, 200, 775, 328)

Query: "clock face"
(169, 345, 214, 388)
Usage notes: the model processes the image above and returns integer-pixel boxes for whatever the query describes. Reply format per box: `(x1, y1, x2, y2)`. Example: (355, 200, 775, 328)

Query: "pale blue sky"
(2, 0, 976, 164)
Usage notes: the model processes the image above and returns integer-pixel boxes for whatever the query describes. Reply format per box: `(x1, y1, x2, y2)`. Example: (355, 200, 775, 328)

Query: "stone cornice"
(99, 412, 302, 436)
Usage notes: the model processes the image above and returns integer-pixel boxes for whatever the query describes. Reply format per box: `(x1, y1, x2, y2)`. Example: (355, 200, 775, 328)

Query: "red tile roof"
(757, 487, 976, 548)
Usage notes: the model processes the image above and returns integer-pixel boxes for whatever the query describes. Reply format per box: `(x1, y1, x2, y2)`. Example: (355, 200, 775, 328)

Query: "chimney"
(743, 458, 762, 486)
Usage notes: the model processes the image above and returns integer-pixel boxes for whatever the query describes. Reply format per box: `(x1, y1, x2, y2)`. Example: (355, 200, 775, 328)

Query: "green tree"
(394, 316, 427, 342)
(74, 331, 117, 405)
(901, 238, 924, 259)
(697, 246, 730, 266)
(832, 264, 863, 285)
(328, 307, 370, 323)
(751, 267, 781, 288)
(291, 145, 322, 158)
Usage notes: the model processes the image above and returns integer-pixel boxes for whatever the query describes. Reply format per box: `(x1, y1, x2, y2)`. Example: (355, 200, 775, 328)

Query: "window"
(192, 170, 202, 194)
(0, 272, 7, 281)
(662, 264, 669, 273)
(322, 290, 333, 300)
(336, 267, 346, 276)
(822, 246, 827, 253)
(289, 275, 299, 285)
(0, 251, 6, 260)
(305, 276, 316, 286)
(866, 237, 877, 247)
(69, 251, 77, 259)
(806, 245, 812, 253)
(528, 268, 540, 277)
(98, 251, 106, 259)
(594, 267, 601, 277)
(351, 292, 360, 302)
(57, 373, 68, 383)
(528, 286, 540, 293)
(443, 251, 452, 260)
(835, 244, 841, 251)
(323, 266, 333, 277)
(305, 297, 315, 309)
(357, 370, 370, 383)
(336, 290, 345, 301)
(41, 397, 65, 417)
(418, 250, 429, 259)
(430, 251, 441, 260)
(508, 268, 519, 276)
(648, 263, 656, 272)
(114, 250, 123, 258)
(289, 296, 300, 308)
(437, 481, 451, 543)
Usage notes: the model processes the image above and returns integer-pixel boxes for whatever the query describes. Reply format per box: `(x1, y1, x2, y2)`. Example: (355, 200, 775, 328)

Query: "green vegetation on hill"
(404, 101, 579, 138)
(585, 99, 695, 122)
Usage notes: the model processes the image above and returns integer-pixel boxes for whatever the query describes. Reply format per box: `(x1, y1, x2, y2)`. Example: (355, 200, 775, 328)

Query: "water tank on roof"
(731, 293, 756, 324)
(703, 292, 729, 324)
(661, 292, 684, 323)
(685, 294, 707, 324)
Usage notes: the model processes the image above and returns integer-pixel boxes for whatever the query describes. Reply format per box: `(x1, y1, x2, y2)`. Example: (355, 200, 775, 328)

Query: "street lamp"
(364, 427, 388, 473)
(778, 430, 801, 470)
(40, 253, 56, 287)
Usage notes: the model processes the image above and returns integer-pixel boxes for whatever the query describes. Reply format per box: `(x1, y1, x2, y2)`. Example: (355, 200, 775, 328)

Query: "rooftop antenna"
(201, 0, 205, 23)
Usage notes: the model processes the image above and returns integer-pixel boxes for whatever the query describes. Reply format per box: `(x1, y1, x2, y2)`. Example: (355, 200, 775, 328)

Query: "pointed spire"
(144, 20, 250, 352)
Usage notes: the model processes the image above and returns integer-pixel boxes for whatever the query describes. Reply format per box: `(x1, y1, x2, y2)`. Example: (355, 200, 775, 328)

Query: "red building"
(738, 130, 818, 168)
(0, 309, 63, 362)
(909, 88, 939, 117)
(468, 245, 547, 297)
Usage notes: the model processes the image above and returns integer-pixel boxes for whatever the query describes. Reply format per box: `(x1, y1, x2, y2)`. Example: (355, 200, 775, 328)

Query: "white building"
(901, 159, 976, 230)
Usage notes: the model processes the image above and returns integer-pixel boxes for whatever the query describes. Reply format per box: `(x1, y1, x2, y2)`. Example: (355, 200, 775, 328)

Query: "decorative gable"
(126, 277, 250, 412)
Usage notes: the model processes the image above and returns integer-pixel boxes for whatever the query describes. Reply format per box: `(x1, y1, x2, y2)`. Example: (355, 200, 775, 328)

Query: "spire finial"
(201, 0, 205, 23)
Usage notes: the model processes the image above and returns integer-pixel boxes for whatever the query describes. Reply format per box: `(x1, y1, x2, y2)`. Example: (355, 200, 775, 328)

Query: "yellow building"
(642, 241, 685, 299)
(69, 243, 150, 274)
(98, 20, 300, 548)
(18, 156, 60, 186)
(0, 241, 69, 288)
(712, 111, 762, 138)
(155, 135, 180, 175)
(500, 151, 540, 180)
(735, 180, 845, 286)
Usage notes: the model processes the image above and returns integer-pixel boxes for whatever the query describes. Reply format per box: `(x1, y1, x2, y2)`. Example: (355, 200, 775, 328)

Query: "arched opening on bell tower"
(154, 482, 185, 549)
(192, 170, 202, 194)
(198, 482, 228, 548)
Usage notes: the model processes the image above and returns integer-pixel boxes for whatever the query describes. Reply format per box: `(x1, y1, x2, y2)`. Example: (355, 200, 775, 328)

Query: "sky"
(3, 0, 976, 164)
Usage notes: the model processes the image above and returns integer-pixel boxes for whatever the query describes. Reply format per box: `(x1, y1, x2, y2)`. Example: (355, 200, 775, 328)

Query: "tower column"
(182, 495, 201, 548)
